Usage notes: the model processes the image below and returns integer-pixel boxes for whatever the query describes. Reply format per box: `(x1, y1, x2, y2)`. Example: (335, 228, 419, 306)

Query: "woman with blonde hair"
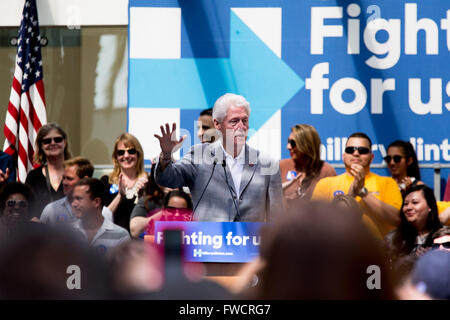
(101, 133, 148, 232)
(280, 124, 336, 204)
(25, 123, 71, 218)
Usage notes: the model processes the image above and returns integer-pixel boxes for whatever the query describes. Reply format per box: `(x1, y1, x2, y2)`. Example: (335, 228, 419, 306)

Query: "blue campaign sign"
(128, 0, 449, 189)
(154, 221, 263, 263)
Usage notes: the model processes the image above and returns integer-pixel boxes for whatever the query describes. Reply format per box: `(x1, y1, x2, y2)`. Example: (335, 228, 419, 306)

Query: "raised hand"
(135, 175, 148, 194)
(282, 172, 305, 192)
(118, 173, 126, 196)
(401, 177, 414, 189)
(154, 123, 186, 157)
(348, 164, 365, 196)
(0, 168, 10, 183)
(415, 246, 431, 258)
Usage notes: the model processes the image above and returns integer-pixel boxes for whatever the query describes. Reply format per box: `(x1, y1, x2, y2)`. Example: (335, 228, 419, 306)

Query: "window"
(0, 26, 127, 169)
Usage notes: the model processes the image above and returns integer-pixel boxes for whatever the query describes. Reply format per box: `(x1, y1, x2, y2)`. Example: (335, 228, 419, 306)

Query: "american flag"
(3, 0, 47, 182)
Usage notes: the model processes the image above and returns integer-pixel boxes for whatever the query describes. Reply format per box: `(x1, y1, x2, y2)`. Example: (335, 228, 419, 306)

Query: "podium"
(144, 221, 264, 290)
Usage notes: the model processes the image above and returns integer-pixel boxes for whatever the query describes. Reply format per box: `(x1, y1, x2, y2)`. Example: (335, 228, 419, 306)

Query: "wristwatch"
(359, 187, 369, 198)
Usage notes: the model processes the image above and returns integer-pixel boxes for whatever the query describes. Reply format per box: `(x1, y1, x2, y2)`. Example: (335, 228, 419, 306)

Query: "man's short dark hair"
(199, 108, 213, 117)
(347, 132, 372, 149)
(164, 189, 193, 210)
(432, 226, 450, 241)
(64, 157, 94, 178)
(74, 178, 106, 207)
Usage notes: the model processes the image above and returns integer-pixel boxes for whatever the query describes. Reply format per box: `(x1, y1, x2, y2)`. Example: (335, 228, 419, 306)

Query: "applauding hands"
(348, 164, 366, 197)
(0, 168, 10, 183)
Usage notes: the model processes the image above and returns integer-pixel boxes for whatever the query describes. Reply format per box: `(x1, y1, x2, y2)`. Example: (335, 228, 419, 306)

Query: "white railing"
(94, 163, 450, 200)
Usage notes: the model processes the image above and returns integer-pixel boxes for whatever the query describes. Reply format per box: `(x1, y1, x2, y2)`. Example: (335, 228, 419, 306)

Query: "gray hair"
(212, 93, 251, 123)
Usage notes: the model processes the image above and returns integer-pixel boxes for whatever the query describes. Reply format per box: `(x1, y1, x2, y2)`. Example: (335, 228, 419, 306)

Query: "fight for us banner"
(153, 221, 263, 263)
(128, 0, 449, 187)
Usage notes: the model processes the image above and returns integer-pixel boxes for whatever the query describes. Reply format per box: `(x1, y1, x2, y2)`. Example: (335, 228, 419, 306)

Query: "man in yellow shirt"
(312, 133, 402, 239)
(437, 201, 450, 226)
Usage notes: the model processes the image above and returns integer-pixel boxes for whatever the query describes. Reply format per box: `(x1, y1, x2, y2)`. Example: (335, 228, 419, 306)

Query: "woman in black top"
(384, 185, 442, 268)
(101, 133, 148, 232)
(129, 162, 165, 238)
(25, 123, 71, 218)
(385, 140, 422, 198)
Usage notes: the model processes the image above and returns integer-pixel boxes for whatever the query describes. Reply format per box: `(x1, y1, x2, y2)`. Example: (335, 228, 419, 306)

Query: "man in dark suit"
(154, 93, 282, 222)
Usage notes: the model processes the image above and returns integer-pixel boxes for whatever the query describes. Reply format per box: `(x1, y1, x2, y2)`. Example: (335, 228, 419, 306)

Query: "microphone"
(222, 160, 241, 222)
(193, 159, 217, 215)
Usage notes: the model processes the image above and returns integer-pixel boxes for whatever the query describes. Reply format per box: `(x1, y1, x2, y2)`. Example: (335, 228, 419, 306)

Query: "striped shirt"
(71, 218, 130, 256)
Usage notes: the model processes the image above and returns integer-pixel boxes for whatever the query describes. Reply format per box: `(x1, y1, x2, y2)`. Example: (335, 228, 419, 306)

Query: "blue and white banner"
(154, 221, 263, 263)
(128, 0, 449, 189)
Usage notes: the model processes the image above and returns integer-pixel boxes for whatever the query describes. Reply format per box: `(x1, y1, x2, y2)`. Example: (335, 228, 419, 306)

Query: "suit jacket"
(155, 141, 282, 222)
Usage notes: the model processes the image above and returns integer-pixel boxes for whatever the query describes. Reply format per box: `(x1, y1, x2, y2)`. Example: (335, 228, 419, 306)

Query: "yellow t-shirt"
(312, 172, 403, 239)
(437, 201, 450, 226)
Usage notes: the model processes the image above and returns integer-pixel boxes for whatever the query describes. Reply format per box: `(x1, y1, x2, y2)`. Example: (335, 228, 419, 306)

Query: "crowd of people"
(0, 92, 449, 300)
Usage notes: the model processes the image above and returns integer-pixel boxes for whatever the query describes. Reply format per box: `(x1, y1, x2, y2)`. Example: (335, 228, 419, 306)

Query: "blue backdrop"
(128, 0, 449, 196)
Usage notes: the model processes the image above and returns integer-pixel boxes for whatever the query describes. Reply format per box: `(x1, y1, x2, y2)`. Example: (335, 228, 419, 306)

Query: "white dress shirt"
(221, 142, 245, 197)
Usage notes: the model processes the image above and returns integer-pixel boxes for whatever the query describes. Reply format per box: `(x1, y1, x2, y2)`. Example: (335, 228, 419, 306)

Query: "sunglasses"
(116, 148, 137, 156)
(6, 200, 28, 208)
(42, 136, 64, 145)
(431, 242, 450, 250)
(165, 206, 183, 210)
(345, 146, 370, 155)
(288, 139, 296, 148)
(384, 155, 404, 163)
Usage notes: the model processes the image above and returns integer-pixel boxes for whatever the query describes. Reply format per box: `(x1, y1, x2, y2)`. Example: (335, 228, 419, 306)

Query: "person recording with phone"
(154, 93, 282, 222)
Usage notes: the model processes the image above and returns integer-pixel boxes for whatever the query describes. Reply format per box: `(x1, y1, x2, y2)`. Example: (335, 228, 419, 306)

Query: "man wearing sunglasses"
(432, 226, 450, 251)
(40, 157, 113, 225)
(154, 93, 282, 222)
(312, 132, 403, 239)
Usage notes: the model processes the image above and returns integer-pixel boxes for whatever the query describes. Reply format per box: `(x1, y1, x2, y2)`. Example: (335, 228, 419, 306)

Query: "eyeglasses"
(42, 136, 64, 145)
(345, 146, 370, 155)
(431, 242, 450, 250)
(288, 139, 296, 148)
(384, 155, 404, 163)
(116, 148, 137, 156)
(6, 200, 28, 208)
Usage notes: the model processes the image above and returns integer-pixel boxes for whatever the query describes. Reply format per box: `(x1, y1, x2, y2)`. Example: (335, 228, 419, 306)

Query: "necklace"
(125, 186, 137, 199)
(124, 177, 139, 202)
